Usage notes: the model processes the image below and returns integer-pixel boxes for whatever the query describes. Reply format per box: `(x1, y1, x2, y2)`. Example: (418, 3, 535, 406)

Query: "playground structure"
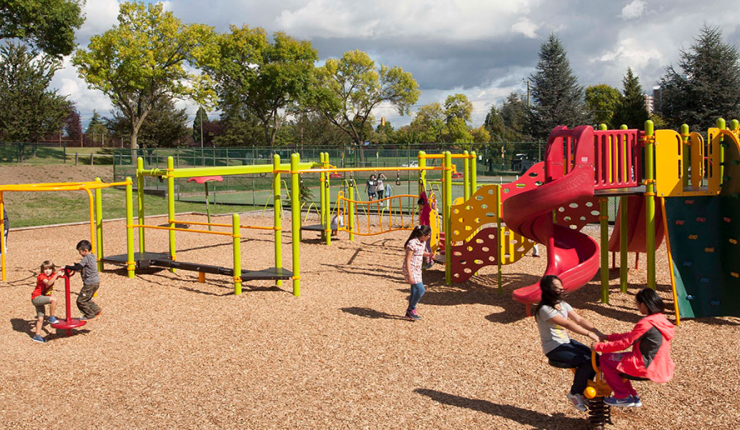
(0, 178, 132, 280)
(49, 268, 87, 336)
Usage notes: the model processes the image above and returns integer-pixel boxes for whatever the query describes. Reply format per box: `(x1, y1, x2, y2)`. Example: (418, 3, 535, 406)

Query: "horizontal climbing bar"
(130, 224, 234, 236)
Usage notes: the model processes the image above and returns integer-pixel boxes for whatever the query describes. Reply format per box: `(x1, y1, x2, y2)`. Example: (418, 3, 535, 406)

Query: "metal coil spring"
(587, 397, 613, 429)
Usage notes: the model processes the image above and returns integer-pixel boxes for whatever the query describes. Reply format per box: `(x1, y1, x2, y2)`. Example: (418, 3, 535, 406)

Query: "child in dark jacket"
(66, 240, 103, 321)
(593, 288, 675, 408)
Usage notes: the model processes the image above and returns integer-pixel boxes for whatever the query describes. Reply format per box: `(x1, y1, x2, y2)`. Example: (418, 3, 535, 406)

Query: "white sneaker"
(567, 392, 587, 412)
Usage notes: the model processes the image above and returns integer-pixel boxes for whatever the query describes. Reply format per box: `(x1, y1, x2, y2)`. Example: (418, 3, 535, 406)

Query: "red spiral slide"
(503, 126, 600, 314)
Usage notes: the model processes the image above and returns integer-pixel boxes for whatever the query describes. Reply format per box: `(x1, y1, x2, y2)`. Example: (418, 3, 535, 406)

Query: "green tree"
(213, 100, 265, 146)
(441, 117, 473, 143)
(658, 26, 740, 129)
(0, 0, 85, 57)
(613, 68, 648, 129)
(0, 42, 67, 142)
(192, 106, 207, 145)
(485, 93, 532, 142)
(407, 103, 446, 143)
(205, 26, 318, 146)
(444, 93, 473, 123)
(108, 96, 190, 147)
(86, 110, 108, 145)
(312, 49, 420, 147)
(585, 84, 620, 127)
(470, 125, 491, 144)
(63, 103, 82, 143)
(288, 111, 348, 146)
(73, 2, 216, 150)
(527, 34, 587, 139)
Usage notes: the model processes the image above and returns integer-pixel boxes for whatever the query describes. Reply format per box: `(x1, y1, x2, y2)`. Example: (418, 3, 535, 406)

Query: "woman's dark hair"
(533, 275, 563, 320)
(405, 225, 431, 248)
(635, 288, 665, 315)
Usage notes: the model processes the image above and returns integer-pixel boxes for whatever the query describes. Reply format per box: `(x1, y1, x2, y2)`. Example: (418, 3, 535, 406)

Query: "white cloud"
(620, 1, 647, 20)
(511, 17, 539, 39)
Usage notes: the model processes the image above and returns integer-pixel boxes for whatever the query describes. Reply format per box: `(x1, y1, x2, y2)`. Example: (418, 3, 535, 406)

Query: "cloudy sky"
(53, 0, 740, 129)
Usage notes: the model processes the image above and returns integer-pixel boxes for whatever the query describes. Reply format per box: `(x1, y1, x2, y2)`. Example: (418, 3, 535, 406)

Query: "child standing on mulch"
(402, 225, 433, 321)
(331, 208, 344, 237)
(593, 288, 675, 408)
(30, 261, 62, 343)
(534, 275, 605, 412)
(65, 240, 102, 321)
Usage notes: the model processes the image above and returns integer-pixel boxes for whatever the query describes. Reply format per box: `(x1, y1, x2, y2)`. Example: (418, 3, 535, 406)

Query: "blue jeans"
(408, 282, 425, 310)
(546, 340, 597, 395)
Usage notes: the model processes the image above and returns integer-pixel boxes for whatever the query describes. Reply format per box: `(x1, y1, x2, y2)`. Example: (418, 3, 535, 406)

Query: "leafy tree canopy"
(311, 49, 420, 146)
(0, 42, 67, 142)
(585, 84, 620, 128)
(658, 25, 740, 130)
(204, 26, 318, 146)
(613, 68, 648, 129)
(444, 93, 473, 124)
(108, 96, 190, 148)
(73, 1, 216, 149)
(0, 0, 85, 57)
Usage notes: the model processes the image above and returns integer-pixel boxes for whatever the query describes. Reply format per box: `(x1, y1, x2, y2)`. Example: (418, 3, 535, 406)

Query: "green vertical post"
(418, 150, 427, 194)
(95, 178, 104, 271)
(205, 182, 212, 231)
(291, 153, 301, 296)
(273, 154, 282, 287)
(348, 183, 355, 242)
(600, 197, 609, 303)
(325, 152, 331, 246)
(137, 157, 146, 254)
(681, 124, 689, 187)
(463, 150, 470, 201)
(717, 118, 726, 186)
(125, 178, 135, 279)
(444, 151, 452, 284)
(319, 152, 326, 230)
(645, 120, 656, 290)
(496, 185, 503, 294)
(470, 151, 477, 195)
(233, 213, 242, 295)
(167, 156, 176, 272)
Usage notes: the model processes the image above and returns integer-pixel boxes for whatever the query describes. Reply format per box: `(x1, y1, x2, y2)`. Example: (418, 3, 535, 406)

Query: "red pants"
(601, 352, 638, 399)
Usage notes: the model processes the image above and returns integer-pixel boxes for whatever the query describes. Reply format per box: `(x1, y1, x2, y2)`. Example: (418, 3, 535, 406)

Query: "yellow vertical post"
(717, 118, 726, 186)
(233, 213, 242, 295)
(463, 150, 470, 201)
(325, 152, 331, 246)
(681, 124, 689, 188)
(167, 156, 176, 271)
(291, 153, 301, 296)
(645, 120, 656, 289)
(95, 177, 104, 272)
(0, 192, 5, 281)
(137, 157, 146, 254)
(348, 182, 355, 242)
(444, 151, 452, 284)
(470, 151, 477, 196)
(125, 178, 135, 279)
(273, 154, 282, 287)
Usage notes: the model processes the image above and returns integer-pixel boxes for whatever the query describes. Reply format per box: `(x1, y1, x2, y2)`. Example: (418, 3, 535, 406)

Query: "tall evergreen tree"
(658, 26, 740, 130)
(613, 68, 648, 129)
(527, 34, 587, 139)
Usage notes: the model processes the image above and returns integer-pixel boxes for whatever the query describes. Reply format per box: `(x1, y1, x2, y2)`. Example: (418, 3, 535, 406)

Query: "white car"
(401, 161, 419, 167)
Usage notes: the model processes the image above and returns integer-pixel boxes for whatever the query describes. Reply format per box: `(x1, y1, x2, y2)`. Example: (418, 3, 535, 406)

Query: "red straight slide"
(503, 126, 600, 314)
(608, 195, 664, 253)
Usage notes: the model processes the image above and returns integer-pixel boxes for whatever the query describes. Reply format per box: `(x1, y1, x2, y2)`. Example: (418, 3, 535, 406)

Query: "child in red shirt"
(30, 261, 62, 343)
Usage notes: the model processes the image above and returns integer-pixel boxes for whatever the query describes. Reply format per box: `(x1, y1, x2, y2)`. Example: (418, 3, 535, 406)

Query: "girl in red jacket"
(593, 288, 675, 407)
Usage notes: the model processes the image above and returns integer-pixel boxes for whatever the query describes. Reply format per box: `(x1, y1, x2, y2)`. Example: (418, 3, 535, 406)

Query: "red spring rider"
(50, 268, 86, 336)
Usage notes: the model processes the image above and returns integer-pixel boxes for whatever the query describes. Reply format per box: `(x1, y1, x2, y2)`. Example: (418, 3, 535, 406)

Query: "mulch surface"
(1, 213, 738, 429)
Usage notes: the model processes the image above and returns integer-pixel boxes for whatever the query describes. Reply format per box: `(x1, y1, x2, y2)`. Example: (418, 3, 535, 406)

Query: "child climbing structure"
(656, 119, 740, 319)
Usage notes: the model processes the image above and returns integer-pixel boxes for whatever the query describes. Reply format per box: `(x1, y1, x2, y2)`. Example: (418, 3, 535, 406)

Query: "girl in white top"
(534, 275, 605, 412)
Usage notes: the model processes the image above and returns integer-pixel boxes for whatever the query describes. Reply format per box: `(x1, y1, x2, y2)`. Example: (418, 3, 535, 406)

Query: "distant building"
(644, 94, 654, 114)
(652, 86, 663, 114)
